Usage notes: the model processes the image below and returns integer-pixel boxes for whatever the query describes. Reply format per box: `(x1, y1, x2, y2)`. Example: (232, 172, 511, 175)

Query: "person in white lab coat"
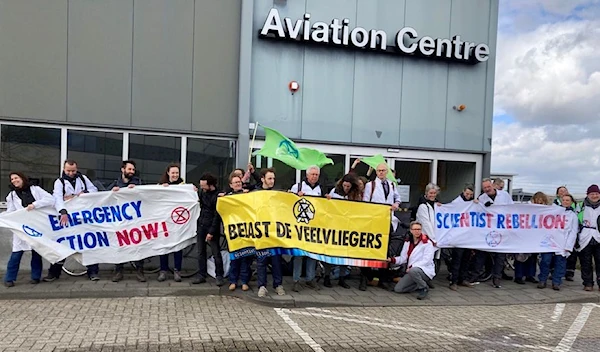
(388, 221, 436, 300)
(3, 172, 55, 287)
(360, 163, 401, 291)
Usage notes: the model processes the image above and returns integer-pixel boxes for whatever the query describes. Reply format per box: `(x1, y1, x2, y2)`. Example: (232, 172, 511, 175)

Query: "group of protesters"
(3, 159, 600, 302)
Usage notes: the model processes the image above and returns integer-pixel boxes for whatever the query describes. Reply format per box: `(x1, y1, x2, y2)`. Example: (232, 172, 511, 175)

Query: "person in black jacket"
(109, 160, 145, 283)
(192, 172, 225, 286)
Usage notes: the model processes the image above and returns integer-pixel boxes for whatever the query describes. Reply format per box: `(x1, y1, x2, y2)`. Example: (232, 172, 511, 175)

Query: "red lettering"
(555, 215, 566, 229)
(543, 215, 554, 230)
(116, 230, 130, 247)
(486, 213, 494, 228)
(506, 214, 512, 229)
(525, 214, 531, 229)
(130, 228, 142, 244)
(519, 214, 526, 229)
(162, 221, 169, 237)
(460, 213, 469, 227)
(142, 223, 159, 240)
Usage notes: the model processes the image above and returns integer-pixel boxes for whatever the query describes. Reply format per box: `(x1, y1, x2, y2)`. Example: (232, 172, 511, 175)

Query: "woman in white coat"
(416, 183, 442, 276)
(3, 172, 55, 287)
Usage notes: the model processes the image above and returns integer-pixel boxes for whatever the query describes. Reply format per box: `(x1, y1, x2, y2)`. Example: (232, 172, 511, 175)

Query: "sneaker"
(173, 270, 182, 282)
(42, 275, 58, 283)
(89, 274, 100, 281)
(136, 269, 146, 283)
(292, 281, 302, 292)
(192, 276, 206, 284)
(584, 286, 593, 291)
(305, 280, 320, 291)
(449, 283, 458, 291)
(4, 281, 14, 288)
(242, 284, 250, 291)
(552, 284, 561, 291)
(275, 285, 286, 295)
(215, 277, 225, 287)
(458, 281, 474, 288)
(157, 271, 167, 282)
(537, 282, 547, 289)
(417, 288, 428, 300)
(229, 283, 236, 291)
(29, 279, 40, 284)
(112, 271, 124, 282)
(258, 286, 268, 297)
(492, 278, 502, 288)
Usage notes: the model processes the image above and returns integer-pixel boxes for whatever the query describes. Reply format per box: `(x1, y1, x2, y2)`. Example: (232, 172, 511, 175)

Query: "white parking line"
(286, 308, 553, 351)
(554, 303, 596, 352)
(274, 308, 324, 352)
(551, 303, 566, 323)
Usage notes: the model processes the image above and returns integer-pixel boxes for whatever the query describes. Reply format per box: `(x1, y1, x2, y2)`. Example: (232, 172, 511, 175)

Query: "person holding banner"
(360, 162, 401, 291)
(537, 194, 578, 290)
(43, 159, 99, 282)
(157, 164, 186, 282)
(577, 184, 600, 292)
(449, 185, 476, 291)
(388, 221, 435, 300)
(513, 193, 544, 285)
(253, 168, 286, 297)
(216, 173, 251, 291)
(193, 173, 225, 286)
(109, 160, 146, 283)
(475, 178, 514, 288)
(3, 172, 55, 287)
(289, 165, 323, 292)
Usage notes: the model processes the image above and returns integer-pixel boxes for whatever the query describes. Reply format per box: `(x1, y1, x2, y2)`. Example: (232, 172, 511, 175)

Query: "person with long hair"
(4, 172, 55, 287)
(157, 164, 186, 282)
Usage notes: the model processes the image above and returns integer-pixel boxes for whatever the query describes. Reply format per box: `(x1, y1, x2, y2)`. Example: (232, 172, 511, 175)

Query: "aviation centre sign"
(259, 8, 490, 64)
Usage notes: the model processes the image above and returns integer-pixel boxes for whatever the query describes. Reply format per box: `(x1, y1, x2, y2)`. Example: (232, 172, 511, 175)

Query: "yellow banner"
(216, 190, 390, 261)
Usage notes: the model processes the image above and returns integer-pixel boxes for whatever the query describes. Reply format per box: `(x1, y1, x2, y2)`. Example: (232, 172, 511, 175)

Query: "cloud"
(491, 122, 600, 196)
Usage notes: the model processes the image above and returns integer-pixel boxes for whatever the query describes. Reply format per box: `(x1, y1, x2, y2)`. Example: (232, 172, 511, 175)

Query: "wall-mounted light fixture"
(289, 81, 300, 95)
(453, 104, 466, 112)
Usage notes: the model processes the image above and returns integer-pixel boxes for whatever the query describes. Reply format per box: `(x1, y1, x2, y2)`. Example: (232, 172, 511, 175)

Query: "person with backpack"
(289, 165, 323, 292)
(43, 159, 99, 282)
(360, 162, 401, 291)
(4, 172, 55, 287)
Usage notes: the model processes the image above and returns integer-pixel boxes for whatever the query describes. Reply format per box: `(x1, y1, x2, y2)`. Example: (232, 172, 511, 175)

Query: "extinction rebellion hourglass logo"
(293, 198, 315, 224)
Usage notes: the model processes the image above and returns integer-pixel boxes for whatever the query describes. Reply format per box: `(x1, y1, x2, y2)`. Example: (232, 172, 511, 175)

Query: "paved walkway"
(2, 267, 599, 307)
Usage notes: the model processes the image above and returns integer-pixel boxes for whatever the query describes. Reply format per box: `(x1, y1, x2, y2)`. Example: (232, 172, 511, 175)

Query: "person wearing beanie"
(578, 184, 600, 291)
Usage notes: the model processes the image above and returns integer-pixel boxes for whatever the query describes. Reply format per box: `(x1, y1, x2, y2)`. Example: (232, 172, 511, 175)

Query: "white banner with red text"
(435, 202, 571, 253)
(0, 185, 199, 265)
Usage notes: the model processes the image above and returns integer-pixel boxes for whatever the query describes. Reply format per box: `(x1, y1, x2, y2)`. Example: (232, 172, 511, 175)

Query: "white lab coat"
(391, 236, 436, 279)
(478, 190, 513, 205)
(416, 202, 436, 242)
(290, 181, 322, 196)
(5, 186, 55, 252)
(328, 188, 346, 200)
(363, 178, 401, 231)
(52, 174, 98, 212)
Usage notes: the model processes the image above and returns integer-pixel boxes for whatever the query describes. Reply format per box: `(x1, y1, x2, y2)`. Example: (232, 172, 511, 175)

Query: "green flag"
(360, 154, 397, 184)
(253, 125, 334, 170)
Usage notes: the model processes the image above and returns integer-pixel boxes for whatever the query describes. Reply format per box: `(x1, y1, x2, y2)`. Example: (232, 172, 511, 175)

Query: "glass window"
(300, 154, 345, 193)
(437, 161, 476, 203)
(394, 160, 431, 206)
(271, 159, 296, 191)
(1, 125, 61, 196)
(186, 138, 235, 189)
(67, 130, 123, 191)
(129, 134, 181, 184)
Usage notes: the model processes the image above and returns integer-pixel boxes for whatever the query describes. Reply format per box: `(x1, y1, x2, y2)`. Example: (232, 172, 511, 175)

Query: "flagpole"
(248, 122, 259, 165)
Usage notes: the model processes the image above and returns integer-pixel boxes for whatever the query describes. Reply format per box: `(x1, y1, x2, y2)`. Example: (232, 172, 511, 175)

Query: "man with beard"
(109, 160, 145, 282)
(43, 159, 99, 282)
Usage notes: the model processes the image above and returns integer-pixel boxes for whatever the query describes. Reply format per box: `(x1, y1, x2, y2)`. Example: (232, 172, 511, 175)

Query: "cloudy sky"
(491, 0, 600, 197)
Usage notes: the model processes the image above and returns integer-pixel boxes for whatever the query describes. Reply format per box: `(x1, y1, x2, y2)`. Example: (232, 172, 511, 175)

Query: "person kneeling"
(388, 221, 436, 300)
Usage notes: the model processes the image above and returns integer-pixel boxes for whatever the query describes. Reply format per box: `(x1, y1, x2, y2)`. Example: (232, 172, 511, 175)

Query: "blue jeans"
(539, 253, 566, 286)
(159, 251, 183, 271)
(257, 254, 283, 288)
(514, 255, 537, 279)
(4, 250, 43, 282)
(229, 257, 251, 285)
(293, 256, 316, 282)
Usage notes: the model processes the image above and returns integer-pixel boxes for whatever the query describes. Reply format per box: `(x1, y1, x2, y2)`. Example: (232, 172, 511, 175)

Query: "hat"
(587, 184, 600, 194)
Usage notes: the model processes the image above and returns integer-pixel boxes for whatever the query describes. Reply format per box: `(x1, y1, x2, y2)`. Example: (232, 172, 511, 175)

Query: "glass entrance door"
(393, 160, 432, 207)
